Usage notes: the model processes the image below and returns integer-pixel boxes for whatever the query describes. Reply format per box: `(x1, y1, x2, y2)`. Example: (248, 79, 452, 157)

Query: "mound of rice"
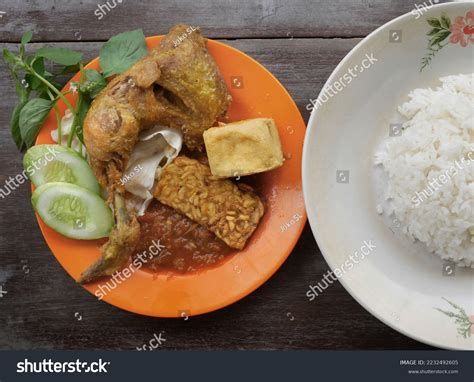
(375, 74, 473, 267)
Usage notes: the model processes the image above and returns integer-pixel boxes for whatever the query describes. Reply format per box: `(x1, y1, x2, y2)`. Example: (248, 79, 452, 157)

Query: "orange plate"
(35, 36, 306, 317)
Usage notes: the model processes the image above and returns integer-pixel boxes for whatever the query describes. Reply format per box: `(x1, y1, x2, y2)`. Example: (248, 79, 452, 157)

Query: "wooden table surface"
(0, 0, 439, 350)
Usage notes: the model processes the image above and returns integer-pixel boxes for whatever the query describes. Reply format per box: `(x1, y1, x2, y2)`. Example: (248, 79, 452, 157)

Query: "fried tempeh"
(154, 156, 264, 249)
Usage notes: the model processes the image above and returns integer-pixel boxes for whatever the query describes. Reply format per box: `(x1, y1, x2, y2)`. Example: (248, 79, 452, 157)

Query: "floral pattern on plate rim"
(420, 10, 474, 71)
(436, 298, 473, 339)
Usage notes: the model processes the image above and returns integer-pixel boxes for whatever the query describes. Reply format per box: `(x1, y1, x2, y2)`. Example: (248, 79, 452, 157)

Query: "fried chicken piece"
(84, 24, 231, 193)
(152, 24, 232, 150)
(85, 56, 162, 192)
(154, 156, 264, 249)
(80, 24, 230, 283)
(78, 193, 140, 284)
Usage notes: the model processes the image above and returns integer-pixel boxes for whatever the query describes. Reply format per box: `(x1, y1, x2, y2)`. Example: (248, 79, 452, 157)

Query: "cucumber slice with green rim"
(23, 144, 100, 194)
(32, 182, 113, 240)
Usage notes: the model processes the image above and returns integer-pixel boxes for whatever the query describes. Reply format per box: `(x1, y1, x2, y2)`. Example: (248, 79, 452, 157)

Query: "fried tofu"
(203, 118, 284, 178)
(154, 156, 264, 249)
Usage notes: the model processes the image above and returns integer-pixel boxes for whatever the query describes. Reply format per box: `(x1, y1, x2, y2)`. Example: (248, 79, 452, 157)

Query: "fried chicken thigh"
(85, 24, 231, 193)
(85, 56, 162, 192)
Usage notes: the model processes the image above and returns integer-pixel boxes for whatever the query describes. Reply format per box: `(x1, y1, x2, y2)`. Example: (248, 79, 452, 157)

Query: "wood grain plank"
(0, 39, 432, 350)
(0, 0, 439, 42)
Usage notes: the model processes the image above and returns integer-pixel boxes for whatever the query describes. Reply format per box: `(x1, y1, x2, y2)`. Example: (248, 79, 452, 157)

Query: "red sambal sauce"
(134, 201, 233, 273)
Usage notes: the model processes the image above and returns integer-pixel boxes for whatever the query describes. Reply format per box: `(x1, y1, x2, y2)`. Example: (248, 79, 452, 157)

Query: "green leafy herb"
(19, 98, 53, 148)
(64, 67, 105, 145)
(61, 63, 81, 75)
(4, 34, 32, 150)
(36, 47, 83, 66)
(3, 49, 18, 67)
(24, 57, 45, 90)
(99, 29, 148, 77)
(75, 95, 91, 144)
(10, 101, 28, 150)
(78, 69, 107, 99)
(3, 32, 80, 150)
(21, 31, 33, 45)
(4, 29, 149, 153)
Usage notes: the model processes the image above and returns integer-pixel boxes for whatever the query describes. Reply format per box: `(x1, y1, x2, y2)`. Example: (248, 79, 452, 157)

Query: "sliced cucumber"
(32, 182, 113, 240)
(23, 144, 100, 194)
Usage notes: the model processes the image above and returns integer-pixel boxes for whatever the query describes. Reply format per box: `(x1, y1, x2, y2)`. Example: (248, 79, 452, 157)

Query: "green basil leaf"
(75, 95, 91, 144)
(25, 56, 47, 80)
(43, 74, 63, 91)
(37, 91, 52, 100)
(20, 32, 33, 57)
(99, 29, 148, 77)
(24, 57, 46, 90)
(3, 48, 18, 67)
(31, 57, 45, 75)
(19, 98, 53, 148)
(61, 63, 81, 75)
(24, 74, 42, 91)
(36, 47, 83, 66)
(79, 69, 106, 99)
(15, 79, 26, 99)
(8, 69, 28, 100)
(21, 31, 33, 45)
(10, 101, 28, 151)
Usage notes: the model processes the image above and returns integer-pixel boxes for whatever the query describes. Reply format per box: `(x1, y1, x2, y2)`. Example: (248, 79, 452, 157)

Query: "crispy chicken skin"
(80, 24, 231, 284)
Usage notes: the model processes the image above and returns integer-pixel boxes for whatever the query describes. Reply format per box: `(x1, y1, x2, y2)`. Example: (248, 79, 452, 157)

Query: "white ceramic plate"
(303, 2, 473, 350)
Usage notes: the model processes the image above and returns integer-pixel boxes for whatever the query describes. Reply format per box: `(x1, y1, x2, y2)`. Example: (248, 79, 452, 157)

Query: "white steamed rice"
(375, 73, 474, 267)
